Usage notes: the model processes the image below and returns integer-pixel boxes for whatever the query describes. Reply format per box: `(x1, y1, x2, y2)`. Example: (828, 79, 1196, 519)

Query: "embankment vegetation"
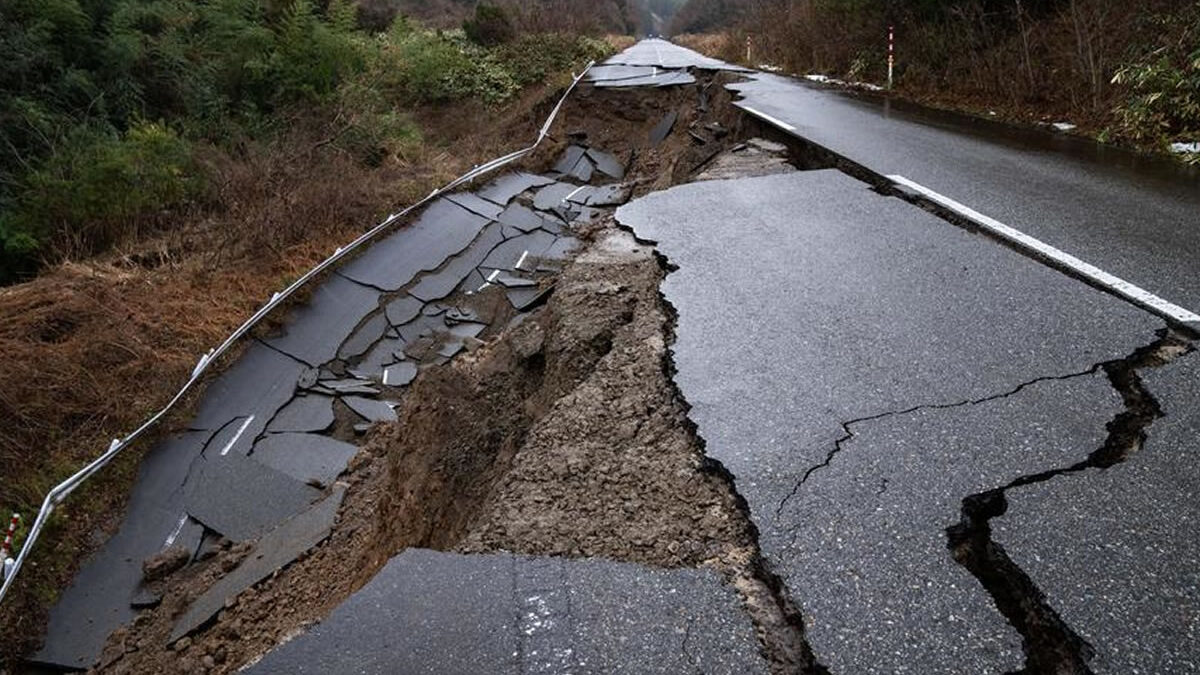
(670, 0, 1200, 160)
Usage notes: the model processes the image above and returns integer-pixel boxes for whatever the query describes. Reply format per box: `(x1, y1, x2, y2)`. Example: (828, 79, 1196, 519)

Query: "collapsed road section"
(34, 43, 837, 675)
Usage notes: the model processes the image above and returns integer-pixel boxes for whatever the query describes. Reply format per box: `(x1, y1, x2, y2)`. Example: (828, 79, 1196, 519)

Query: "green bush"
(1112, 48, 1200, 147)
(492, 34, 613, 86)
(463, 3, 516, 47)
(0, 122, 201, 269)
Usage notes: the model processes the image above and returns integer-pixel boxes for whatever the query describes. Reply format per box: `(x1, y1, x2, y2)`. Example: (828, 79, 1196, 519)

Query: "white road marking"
(737, 104, 797, 132)
(889, 174, 1200, 327)
(219, 415, 255, 457)
(564, 185, 588, 204)
(162, 513, 188, 549)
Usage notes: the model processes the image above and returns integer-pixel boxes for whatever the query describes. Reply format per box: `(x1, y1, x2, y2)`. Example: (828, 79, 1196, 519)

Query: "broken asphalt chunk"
(382, 361, 418, 387)
(649, 110, 678, 147)
(397, 313, 447, 344)
(507, 286, 553, 311)
(184, 453, 322, 542)
(343, 396, 398, 423)
(477, 172, 556, 205)
(585, 149, 625, 179)
(251, 433, 358, 488)
(340, 199, 488, 291)
(532, 183, 582, 211)
(267, 394, 335, 434)
(170, 487, 346, 643)
(265, 273, 380, 367)
(409, 222, 506, 302)
(553, 146, 588, 176)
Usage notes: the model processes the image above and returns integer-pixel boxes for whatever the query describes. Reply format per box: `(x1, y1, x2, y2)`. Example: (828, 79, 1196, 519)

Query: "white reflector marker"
(889, 174, 1200, 330)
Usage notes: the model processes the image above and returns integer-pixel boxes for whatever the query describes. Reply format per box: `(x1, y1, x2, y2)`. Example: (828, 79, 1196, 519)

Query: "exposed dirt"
(80, 71, 822, 675)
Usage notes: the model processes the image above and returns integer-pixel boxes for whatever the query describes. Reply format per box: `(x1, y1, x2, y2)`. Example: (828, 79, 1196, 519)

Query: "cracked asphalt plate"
(265, 272, 381, 367)
(343, 396, 397, 423)
(244, 549, 767, 674)
(477, 172, 556, 205)
(251, 433, 358, 487)
(409, 222, 506, 302)
(340, 199, 489, 291)
(384, 294, 423, 327)
(171, 487, 346, 643)
(337, 312, 389, 361)
(496, 202, 552, 233)
(189, 342, 305, 433)
(532, 182, 582, 211)
(587, 64, 658, 82)
(480, 230, 558, 272)
(594, 71, 696, 88)
(445, 191, 504, 220)
(266, 394, 335, 434)
(992, 354, 1200, 675)
(184, 452, 322, 542)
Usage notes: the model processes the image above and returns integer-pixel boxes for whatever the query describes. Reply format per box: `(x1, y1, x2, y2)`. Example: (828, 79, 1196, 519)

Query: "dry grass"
(0, 83, 564, 664)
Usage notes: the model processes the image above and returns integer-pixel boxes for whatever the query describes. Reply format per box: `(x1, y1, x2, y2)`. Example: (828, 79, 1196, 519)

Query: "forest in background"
(669, 0, 1200, 158)
(0, 0, 676, 285)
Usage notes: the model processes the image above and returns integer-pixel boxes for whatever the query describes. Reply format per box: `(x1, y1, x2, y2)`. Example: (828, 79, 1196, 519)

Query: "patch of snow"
(805, 74, 831, 83)
(758, 63, 783, 73)
(1170, 142, 1200, 154)
(1051, 122, 1077, 132)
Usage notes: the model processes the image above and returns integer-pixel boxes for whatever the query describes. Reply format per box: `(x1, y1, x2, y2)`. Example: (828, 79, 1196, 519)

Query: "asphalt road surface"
(616, 40, 1199, 674)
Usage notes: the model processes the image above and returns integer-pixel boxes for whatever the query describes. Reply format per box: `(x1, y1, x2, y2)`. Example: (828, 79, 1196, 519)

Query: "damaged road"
(33, 38, 1200, 675)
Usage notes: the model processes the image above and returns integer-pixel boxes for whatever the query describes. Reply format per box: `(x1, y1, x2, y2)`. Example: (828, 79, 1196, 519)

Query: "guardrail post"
(887, 25, 895, 90)
(1, 514, 19, 580)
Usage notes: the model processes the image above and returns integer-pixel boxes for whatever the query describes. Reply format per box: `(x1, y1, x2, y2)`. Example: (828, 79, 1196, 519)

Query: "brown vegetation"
(674, 0, 1200, 150)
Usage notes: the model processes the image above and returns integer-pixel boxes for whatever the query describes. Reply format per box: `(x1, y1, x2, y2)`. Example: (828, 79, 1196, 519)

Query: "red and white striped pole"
(887, 25, 895, 90)
(2, 513, 20, 581)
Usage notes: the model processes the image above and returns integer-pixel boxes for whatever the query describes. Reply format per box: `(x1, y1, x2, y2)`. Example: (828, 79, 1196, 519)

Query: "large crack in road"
(947, 332, 1193, 674)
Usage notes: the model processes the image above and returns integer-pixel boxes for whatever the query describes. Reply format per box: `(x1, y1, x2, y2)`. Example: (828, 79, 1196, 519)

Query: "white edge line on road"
(737, 104, 797, 133)
(162, 513, 188, 549)
(889, 174, 1200, 327)
(219, 415, 255, 457)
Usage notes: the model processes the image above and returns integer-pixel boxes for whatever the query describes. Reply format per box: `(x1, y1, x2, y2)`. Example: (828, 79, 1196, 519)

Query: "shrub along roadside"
(674, 0, 1200, 161)
(0, 0, 611, 285)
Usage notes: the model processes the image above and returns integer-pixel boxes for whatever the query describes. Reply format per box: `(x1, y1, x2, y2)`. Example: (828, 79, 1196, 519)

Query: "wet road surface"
(613, 38, 1199, 674)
